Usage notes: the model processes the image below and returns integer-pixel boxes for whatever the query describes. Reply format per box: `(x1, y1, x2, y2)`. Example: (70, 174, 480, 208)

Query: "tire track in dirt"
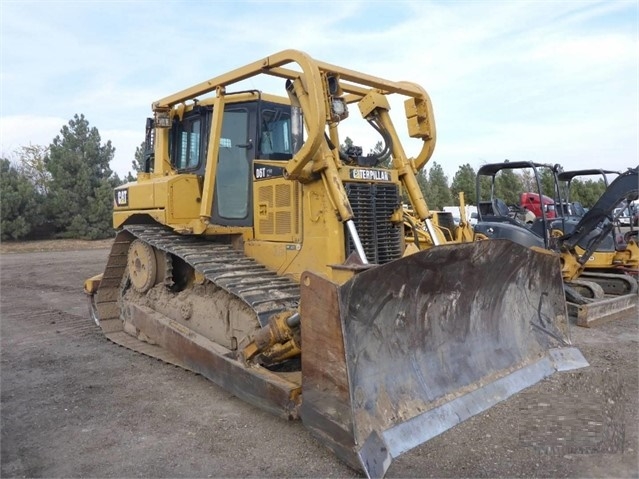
(1, 308, 103, 354)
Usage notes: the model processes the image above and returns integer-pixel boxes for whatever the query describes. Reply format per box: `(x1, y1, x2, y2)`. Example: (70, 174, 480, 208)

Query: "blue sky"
(1, 0, 637, 181)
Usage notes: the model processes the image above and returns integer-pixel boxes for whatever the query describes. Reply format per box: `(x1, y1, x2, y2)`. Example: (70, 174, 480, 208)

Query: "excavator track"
(563, 271, 638, 328)
(93, 224, 301, 371)
(579, 271, 638, 296)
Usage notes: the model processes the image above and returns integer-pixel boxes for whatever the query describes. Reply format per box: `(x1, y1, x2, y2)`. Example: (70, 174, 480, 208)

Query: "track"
(579, 271, 638, 296)
(94, 224, 301, 368)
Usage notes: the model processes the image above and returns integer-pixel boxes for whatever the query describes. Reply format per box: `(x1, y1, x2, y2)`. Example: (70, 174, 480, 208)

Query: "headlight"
(331, 98, 348, 121)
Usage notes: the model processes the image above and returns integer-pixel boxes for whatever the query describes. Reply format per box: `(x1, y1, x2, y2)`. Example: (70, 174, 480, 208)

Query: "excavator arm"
(559, 167, 638, 266)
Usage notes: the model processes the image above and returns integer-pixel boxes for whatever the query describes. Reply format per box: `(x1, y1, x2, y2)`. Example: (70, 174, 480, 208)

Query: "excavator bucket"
(299, 239, 587, 478)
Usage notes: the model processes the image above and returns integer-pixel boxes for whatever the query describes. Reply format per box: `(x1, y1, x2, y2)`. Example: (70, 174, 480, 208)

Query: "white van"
(443, 205, 478, 226)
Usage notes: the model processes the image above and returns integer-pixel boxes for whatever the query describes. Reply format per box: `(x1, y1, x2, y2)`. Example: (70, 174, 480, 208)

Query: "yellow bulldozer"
(84, 50, 587, 478)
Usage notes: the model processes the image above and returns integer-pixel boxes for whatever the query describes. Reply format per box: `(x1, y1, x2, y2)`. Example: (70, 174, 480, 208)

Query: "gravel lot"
(1, 242, 637, 478)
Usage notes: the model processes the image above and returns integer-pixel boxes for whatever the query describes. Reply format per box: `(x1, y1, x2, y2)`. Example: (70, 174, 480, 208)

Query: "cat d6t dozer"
(85, 50, 587, 477)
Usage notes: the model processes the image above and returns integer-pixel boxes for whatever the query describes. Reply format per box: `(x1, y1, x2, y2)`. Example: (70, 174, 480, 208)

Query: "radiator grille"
(345, 183, 402, 264)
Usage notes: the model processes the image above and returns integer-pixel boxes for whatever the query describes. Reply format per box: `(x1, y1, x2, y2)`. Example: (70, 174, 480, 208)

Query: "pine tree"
(126, 140, 146, 181)
(450, 163, 477, 205)
(519, 169, 537, 194)
(46, 114, 117, 239)
(16, 144, 51, 195)
(571, 179, 607, 208)
(0, 159, 44, 240)
(539, 168, 558, 199)
(424, 162, 452, 210)
(495, 168, 524, 205)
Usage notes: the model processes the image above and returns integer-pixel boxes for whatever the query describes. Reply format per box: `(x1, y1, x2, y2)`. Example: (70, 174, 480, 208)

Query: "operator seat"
(478, 198, 510, 218)
(493, 198, 510, 217)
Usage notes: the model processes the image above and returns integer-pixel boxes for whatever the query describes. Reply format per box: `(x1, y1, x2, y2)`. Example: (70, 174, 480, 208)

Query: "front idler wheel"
(127, 239, 158, 293)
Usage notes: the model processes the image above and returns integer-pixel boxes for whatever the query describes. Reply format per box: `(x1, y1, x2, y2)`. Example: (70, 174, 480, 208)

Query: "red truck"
(520, 192, 556, 219)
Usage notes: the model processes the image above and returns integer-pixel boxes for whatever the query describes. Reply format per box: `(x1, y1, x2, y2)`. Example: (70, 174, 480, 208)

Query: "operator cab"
(141, 95, 302, 228)
(474, 161, 556, 249)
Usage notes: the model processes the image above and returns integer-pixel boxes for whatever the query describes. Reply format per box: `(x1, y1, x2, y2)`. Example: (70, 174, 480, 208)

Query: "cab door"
(211, 103, 257, 227)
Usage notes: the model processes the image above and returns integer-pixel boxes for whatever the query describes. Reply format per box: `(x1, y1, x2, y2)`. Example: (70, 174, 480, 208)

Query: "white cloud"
(99, 128, 144, 178)
(0, 115, 67, 158)
(0, 116, 142, 178)
(0, 0, 637, 182)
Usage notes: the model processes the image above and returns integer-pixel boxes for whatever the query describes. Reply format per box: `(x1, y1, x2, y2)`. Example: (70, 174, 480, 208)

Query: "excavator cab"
(88, 50, 588, 477)
(557, 169, 618, 216)
(474, 161, 554, 249)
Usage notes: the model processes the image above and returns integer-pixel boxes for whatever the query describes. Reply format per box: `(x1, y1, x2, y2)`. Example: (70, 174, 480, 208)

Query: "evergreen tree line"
(423, 161, 607, 211)
(351, 139, 608, 211)
(2, 123, 610, 242)
(1, 114, 128, 241)
(419, 162, 606, 209)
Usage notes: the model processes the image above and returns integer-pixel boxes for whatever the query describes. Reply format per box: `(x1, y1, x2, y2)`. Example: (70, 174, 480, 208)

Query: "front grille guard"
(345, 182, 402, 265)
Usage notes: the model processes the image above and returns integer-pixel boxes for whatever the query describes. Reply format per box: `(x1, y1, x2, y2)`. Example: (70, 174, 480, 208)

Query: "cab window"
(259, 105, 302, 159)
(176, 117, 200, 170)
(171, 110, 210, 172)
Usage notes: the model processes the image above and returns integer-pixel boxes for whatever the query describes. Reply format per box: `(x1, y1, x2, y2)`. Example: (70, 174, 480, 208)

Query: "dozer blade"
(299, 239, 587, 478)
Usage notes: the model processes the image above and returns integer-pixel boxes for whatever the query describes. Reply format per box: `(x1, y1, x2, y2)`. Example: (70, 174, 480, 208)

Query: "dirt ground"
(1, 241, 638, 478)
